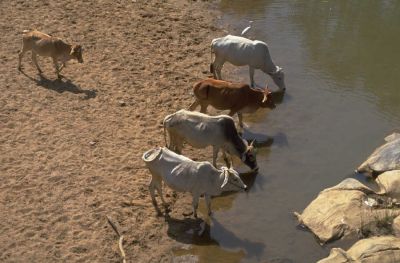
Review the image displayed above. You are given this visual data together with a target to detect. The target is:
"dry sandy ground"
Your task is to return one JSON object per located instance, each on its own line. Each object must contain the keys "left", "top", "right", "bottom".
{"left": 0, "top": 0, "right": 226, "bottom": 262}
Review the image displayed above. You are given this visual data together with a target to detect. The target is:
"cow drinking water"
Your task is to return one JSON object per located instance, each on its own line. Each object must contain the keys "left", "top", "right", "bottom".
{"left": 163, "top": 110, "right": 258, "bottom": 171}
{"left": 189, "top": 78, "right": 276, "bottom": 128}
{"left": 142, "top": 147, "right": 247, "bottom": 217}
{"left": 210, "top": 34, "right": 285, "bottom": 91}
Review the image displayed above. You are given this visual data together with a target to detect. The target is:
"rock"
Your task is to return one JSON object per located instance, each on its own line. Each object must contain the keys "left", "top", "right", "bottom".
{"left": 173, "top": 254, "right": 199, "bottom": 263}
{"left": 357, "top": 133, "right": 400, "bottom": 176}
{"left": 376, "top": 170, "right": 400, "bottom": 198}
{"left": 317, "top": 236, "right": 400, "bottom": 263}
{"left": 118, "top": 100, "right": 126, "bottom": 107}
{"left": 294, "top": 178, "right": 400, "bottom": 244}
{"left": 394, "top": 215, "right": 400, "bottom": 237}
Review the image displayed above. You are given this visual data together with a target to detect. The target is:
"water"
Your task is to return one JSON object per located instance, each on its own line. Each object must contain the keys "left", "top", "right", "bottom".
{"left": 174, "top": 1, "right": 400, "bottom": 262}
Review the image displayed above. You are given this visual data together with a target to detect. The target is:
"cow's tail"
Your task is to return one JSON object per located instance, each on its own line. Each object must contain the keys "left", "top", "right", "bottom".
{"left": 163, "top": 114, "right": 173, "bottom": 148}
{"left": 210, "top": 43, "right": 214, "bottom": 74}
{"left": 163, "top": 119, "right": 169, "bottom": 148}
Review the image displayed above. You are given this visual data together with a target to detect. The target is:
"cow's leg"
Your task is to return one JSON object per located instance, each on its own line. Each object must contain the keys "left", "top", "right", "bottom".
{"left": 52, "top": 57, "right": 61, "bottom": 78}
{"left": 149, "top": 176, "right": 161, "bottom": 215}
{"left": 18, "top": 46, "right": 28, "bottom": 71}
{"left": 205, "top": 194, "right": 212, "bottom": 216}
{"left": 192, "top": 194, "right": 200, "bottom": 218}
{"left": 249, "top": 66, "right": 255, "bottom": 87}
{"left": 155, "top": 180, "right": 169, "bottom": 211}
{"left": 31, "top": 52, "right": 42, "bottom": 74}
{"left": 228, "top": 109, "right": 243, "bottom": 133}
{"left": 59, "top": 63, "right": 66, "bottom": 72}
{"left": 212, "top": 147, "right": 219, "bottom": 167}
{"left": 175, "top": 137, "right": 183, "bottom": 154}
{"left": 213, "top": 59, "right": 225, "bottom": 80}
{"left": 188, "top": 100, "right": 199, "bottom": 111}
{"left": 222, "top": 150, "right": 232, "bottom": 168}
{"left": 200, "top": 103, "right": 208, "bottom": 114}
{"left": 168, "top": 133, "right": 182, "bottom": 154}
{"left": 238, "top": 112, "right": 244, "bottom": 128}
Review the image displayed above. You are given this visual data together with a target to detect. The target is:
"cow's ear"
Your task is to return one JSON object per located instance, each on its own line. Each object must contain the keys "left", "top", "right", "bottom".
{"left": 221, "top": 171, "right": 229, "bottom": 188}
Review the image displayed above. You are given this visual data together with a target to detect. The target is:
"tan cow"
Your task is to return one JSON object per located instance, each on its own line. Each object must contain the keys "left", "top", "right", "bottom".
{"left": 189, "top": 78, "right": 275, "bottom": 127}
{"left": 18, "top": 30, "right": 83, "bottom": 78}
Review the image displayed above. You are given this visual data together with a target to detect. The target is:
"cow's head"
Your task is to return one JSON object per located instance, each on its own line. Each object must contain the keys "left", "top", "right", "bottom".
{"left": 241, "top": 140, "right": 258, "bottom": 171}
{"left": 261, "top": 85, "right": 276, "bottom": 109}
{"left": 70, "top": 45, "right": 83, "bottom": 63}
{"left": 270, "top": 66, "right": 285, "bottom": 91}
{"left": 220, "top": 167, "right": 247, "bottom": 192}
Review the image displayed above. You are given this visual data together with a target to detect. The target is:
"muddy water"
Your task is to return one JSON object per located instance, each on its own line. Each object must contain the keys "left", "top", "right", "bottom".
{"left": 174, "top": 1, "right": 400, "bottom": 262}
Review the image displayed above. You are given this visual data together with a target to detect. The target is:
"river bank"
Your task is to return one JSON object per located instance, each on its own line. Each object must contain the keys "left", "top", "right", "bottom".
{"left": 0, "top": 0, "right": 225, "bottom": 262}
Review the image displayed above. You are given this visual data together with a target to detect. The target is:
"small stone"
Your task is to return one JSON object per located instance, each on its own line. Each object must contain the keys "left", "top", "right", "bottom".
{"left": 89, "top": 141, "right": 97, "bottom": 146}
{"left": 118, "top": 100, "right": 126, "bottom": 107}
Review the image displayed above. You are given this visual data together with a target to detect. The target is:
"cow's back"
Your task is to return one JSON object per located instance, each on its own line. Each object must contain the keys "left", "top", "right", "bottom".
{"left": 165, "top": 110, "right": 227, "bottom": 148}
{"left": 194, "top": 79, "right": 248, "bottom": 110}
{"left": 22, "top": 30, "right": 69, "bottom": 58}
{"left": 144, "top": 147, "right": 217, "bottom": 193}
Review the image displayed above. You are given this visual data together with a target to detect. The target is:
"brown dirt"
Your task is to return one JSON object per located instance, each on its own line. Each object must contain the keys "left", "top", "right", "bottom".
{"left": 0, "top": 0, "right": 225, "bottom": 262}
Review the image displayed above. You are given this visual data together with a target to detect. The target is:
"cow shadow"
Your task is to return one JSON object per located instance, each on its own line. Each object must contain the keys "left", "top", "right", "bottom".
{"left": 239, "top": 170, "right": 258, "bottom": 190}
{"left": 242, "top": 128, "right": 274, "bottom": 148}
{"left": 270, "top": 90, "right": 286, "bottom": 105}
{"left": 20, "top": 71, "right": 97, "bottom": 99}
{"left": 165, "top": 215, "right": 265, "bottom": 259}
{"left": 243, "top": 130, "right": 289, "bottom": 149}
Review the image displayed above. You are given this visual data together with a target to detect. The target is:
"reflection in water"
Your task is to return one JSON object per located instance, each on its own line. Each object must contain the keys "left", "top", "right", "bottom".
{"left": 170, "top": 216, "right": 265, "bottom": 263}
{"left": 292, "top": 0, "right": 400, "bottom": 118}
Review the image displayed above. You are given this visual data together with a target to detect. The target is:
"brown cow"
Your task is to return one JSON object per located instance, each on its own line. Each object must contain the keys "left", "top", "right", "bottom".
{"left": 189, "top": 78, "right": 275, "bottom": 127}
{"left": 18, "top": 30, "right": 83, "bottom": 78}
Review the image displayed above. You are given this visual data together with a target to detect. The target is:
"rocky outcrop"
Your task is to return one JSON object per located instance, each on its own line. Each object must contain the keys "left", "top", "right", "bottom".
{"left": 317, "top": 236, "right": 400, "bottom": 263}
{"left": 357, "top": 133, "right": 400, "bottom": 176}
{"left": 294, "top": 178, "right": 400, "bottom": 243}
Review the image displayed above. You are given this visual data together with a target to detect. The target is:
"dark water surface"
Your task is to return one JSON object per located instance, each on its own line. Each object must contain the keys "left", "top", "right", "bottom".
{"left": 175, "top": 1, "right": 400, "bottom": 262}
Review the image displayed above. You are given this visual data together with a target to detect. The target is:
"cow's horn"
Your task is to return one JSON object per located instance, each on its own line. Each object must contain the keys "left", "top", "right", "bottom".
{"left": 262, "top": 93, "right": 267, "bottom": 103}
{"left": 221, "top": 168, "right": 229, "bottom": 188}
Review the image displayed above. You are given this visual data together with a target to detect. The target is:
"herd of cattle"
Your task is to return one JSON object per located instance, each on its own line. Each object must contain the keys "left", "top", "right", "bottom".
{"left": 17, "top": 30, "right": 286, "bottom": 218}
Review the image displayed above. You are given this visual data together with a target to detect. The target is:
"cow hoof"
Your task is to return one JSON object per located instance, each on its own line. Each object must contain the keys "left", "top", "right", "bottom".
{"left": 164, "top": 206, "right": 171, "bottom": 213}
{"left": 156, "top": 210, "right": 163, "bottom": 217}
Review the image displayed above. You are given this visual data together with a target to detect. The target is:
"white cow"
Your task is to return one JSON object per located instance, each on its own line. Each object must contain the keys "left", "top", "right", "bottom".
{"left": 163, "top": 110, "right": 258, "bottom": 171}
{"left": 142, "top": 147, "right": 247, "bottom": 217}
{"left": 210, "top": 34, "right": 286, "bottom": 91}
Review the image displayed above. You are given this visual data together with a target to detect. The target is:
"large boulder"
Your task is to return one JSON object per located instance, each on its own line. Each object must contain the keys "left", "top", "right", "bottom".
{"left": 294, "top": 178, "right": 400, "bottom": 243}
{"left": 357, "top": 133, "right": 400, "bottom": 176}
{"left": 317, "top": 236, "right": 400, "bottom": 263}
{"left": 376, "top": 170, "right": 400, "bottom": 198}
